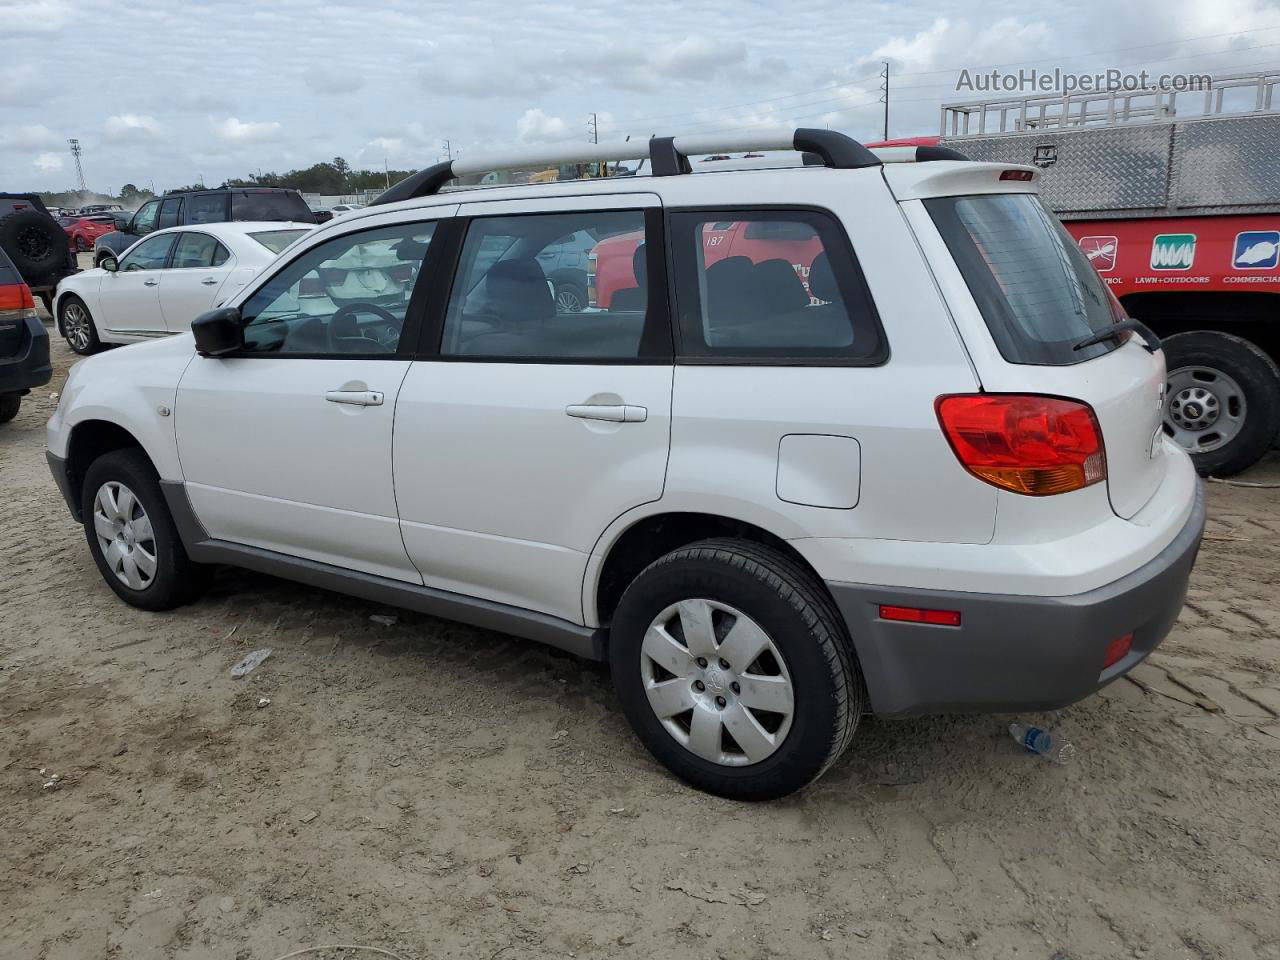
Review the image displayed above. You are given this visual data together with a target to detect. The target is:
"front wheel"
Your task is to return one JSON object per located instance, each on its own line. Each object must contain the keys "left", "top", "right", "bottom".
{"left": 553, "top": 282, "right": 587, "bottom": 313}
{"left": 609, "top": 539, "right": 862, "bottom": 800}
{"left": 1162, "top": 331, "right": 1280, "bottom": 477}
{"left": 59, "top": 295, "right": 101, "bottom": 355}
{"left": 82, "top": 448, "right": 208, "bottom": 611}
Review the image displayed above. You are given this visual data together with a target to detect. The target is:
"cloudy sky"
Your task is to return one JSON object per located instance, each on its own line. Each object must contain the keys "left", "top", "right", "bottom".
{"left": 4, "top": 0, "right": 1279, "bottom": 194}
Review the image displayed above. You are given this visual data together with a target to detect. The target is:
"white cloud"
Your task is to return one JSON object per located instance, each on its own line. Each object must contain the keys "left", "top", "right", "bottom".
{"left": 104, "top": 114, "right": 160, "bottom": 139}
{"left": 215, "top": 117, "right": 282, "bottom": 142}
{"left": 0, "top": 0, "right": 71, "bottom": 34}
{"left": 515, "top": 108, "right": 566, "bottom": 142}
{"left": 34, "top": 152, "right": 63, "bottom": 171}
{"left": 2, "top": 124, "right": 58, "bottom": 150}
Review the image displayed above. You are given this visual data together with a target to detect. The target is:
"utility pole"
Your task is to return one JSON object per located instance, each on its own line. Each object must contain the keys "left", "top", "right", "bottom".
{"left": 879, "top": 61, "right": 890, "bottom": 141}
{"left": 384, "top": 158, "right": 390, "bottom": 190}
{"left": 440, "top": 139, "right": 453, "bottom": 163}
{"left": 588, "top": 112, "right": 599, "bottom": 144}
{"left": 68, "top": 138, "right": 86, "bottom": 192}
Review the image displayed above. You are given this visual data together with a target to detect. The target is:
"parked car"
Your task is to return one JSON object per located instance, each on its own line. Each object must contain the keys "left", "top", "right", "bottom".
{"left": 63, "top": 214, "right": 120, "bottom": 252}
{"left": 0, "top": 243, "right": 51, "bottom": 423}
{"left": 78, "top": 203, "right": 124, "bottom": 215}
{"left": 326, "top": 203, "right": 366, "bottom": 216}
{"left": 93, "top": 187, "right": 316, "bottom": 266}
{"left": 0, "top": 192, "right": 80, "bottom": 312}
{"left": 47, "top": 131, "right": 1204, "bottom": 800}
{"left": 55, "top": 220, "right": 311, "bottom": 355}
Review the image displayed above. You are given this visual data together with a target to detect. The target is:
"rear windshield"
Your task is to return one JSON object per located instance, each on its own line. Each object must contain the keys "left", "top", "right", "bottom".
{"left": 249, "top": 229, "right": 309, "bottom": 253}
{"left": 925, "top": 193, "right": 1118, "bottom": 365}
{"left": 230, "top": 191, "right": 315, "bottom": 224}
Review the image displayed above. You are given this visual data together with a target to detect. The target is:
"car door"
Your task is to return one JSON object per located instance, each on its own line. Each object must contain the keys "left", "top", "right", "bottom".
{"left": 158, "top": 230, "right": 236, "bottom": 333}
{"left": 95, "top": 232, "right": 176, "bottom": 337}
{"left": 175, "top": 206, "right": 458, "bottom": 581}
{"left": 393, "top": 195, "right": 673, "bottom": 624}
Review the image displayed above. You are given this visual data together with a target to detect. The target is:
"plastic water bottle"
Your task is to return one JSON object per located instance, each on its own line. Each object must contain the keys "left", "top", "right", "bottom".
{"left": 1009, "top": 722, "right": 1075, "bottom": 764}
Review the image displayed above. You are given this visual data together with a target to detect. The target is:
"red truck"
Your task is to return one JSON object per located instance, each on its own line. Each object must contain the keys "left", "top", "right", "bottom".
{"left": 593, "top": 73, "right": 1280, "bottom": 476}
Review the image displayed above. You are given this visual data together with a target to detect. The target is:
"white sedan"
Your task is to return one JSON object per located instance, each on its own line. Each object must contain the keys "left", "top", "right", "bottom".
{"left": 54, "top": 221, "right": 313, "bottom": 355}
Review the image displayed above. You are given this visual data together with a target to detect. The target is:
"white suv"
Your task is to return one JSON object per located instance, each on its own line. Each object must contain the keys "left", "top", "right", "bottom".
{"left": 47, "top": 130, "right": 1204, "bottom": 799}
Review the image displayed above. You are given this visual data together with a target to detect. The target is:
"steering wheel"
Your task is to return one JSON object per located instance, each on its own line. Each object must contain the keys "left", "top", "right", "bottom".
{"left": 328, "top": 302, "right": 401, "bottom": 353}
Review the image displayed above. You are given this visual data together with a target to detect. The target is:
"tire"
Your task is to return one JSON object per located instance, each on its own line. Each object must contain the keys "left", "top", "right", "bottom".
{"left": 0, "top": 393, "right": 20, "bottom": 424}
{"left": 1162, "top": 331, "right": 1280, "bottom": 477}
{"left": 37, "top": 291, "right": 52, "bottom": 316}
{"left": 59, "top": 295, "right": 102, "bottom": 355}
{"left": 553, "top": 282, "right": 587, "bottom": 313}
{"left": 0, "top": 210, "right": 67, "bottom": 287}
{"left": 81, "top": 448, "right": 208, "bottom": 611}
{"left": 75, "top": 236, "right": 89, "bottom": 253}
{"left": 609, "top": 538, "right": 862, "bottom": 800}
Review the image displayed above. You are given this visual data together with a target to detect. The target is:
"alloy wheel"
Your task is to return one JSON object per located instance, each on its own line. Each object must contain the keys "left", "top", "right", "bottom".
{"left": 63, "top": 303, "right": 91, "bottom": 351}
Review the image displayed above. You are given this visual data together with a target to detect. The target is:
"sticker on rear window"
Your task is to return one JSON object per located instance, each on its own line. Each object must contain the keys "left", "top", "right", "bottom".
{"left": 1232, "top": 231, "right": 1280, "bottom": 271}
{"left": 1150, "top": 234, "right": 1196, "bottom": 271}
{"left": 1078, "top": 236, "right": 1117, "bottom": 272}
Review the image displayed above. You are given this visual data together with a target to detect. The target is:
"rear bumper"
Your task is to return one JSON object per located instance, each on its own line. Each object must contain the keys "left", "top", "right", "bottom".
{"left": 0, "top": 314, "right": 52, "bottom": 394}
{"left": 829, "top": 481, "right": 1206, "bottom": 717}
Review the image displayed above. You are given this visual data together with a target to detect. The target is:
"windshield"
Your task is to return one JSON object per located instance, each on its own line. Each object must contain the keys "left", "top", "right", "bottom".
{"left": 249, "top": 229, "right": 309, "bottom": 254}
{"left": 925, "top": 193, "right": 1119, "bottom": 365}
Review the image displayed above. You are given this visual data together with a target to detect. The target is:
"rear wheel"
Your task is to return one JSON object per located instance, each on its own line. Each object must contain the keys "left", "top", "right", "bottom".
{"left": 1162, "top": 331, "right": 1280, "bottom": 477}
{"left": 59, "top": 295, "right": 101, "bottom": 355}
{"left": 75, "top": 236, "right": 89, "bottom": 252}
{"left": 0, "top": 393, "right": 20, "bottom": 424}
{"left": 81, "top": 448, "right": 208, "bottom": 611}
{"left": 553, "top": 282, "right": 587, "bottom": 313}
{"left": 609, "top": 538, "right": 861, "bottom": 800}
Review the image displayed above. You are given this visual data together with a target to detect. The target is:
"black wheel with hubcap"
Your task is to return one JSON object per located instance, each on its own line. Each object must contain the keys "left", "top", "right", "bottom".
{"left": 1162, "top": 331, "right": 1280, "bottom": 477}
{"left": 609, "top": 538, "right": 862, "bottom": 800}
{"left": 82, "top": 448, "right": 208, "bottom": 611}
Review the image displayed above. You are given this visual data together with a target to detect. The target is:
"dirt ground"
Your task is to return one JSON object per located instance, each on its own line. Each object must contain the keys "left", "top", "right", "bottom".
{"left": 3, "top": 318, "right": 1279, "bottom": 960}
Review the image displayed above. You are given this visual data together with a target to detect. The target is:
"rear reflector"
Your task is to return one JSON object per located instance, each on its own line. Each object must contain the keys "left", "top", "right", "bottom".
{"left": 879, "top": 605, "right": 961, "bottom": 627}
{"left": 0, "top": 282, "right": 35, "bottom": 312}
{"left": 1103, "top": 632, "right": 1133, "bottom": 669}
{"left": 936, "top": 394, "right": 1106, "bottom": 496}
{"left": 1000, "top": 169, "right": 1034, "bottom": 181}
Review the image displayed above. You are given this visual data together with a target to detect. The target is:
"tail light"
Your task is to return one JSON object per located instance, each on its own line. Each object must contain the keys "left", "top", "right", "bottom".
{"left": 936, "top": 394, "right": 1105, "bottom": 496}
{"left": 0, "top": 281, "right": 36, "bottom": 320}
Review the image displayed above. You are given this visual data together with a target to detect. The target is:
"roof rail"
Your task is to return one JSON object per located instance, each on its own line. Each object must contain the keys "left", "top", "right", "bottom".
{"left": 869, "top": 144, "right": 970, "bottom": 163}
{"left": 369, "top": 128, "right": 881, "bottom": 206}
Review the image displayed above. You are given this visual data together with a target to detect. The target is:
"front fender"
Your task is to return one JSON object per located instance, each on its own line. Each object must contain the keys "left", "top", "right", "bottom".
{"left": 48, "top": 336, "right": 197, "bottom": 481}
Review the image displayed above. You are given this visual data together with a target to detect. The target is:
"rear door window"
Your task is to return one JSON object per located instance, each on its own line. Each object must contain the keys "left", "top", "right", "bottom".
{"left": 186, "top": 193, "right": 228, "bottom": 224}
{"left": 231, "top": 190, "right": 314, "bottom": 223}
{"left": 158, "top": 198, "right": 182, "bottom": 230}
{"left": 925, "top": 194, "right": 1120, "bottom": 365}
{"left": 668, "top": 208, "right": 885, "bottom": 363}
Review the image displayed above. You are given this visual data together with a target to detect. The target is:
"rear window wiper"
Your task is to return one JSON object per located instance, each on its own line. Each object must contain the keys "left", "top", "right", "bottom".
{"left": 1073, "top": 318, "right": 1161, "bottom": 354}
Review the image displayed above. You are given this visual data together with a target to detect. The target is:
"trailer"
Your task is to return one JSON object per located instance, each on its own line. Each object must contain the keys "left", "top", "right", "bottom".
{"left": 892, "top": 71, "right": 1280, "bottom": 475}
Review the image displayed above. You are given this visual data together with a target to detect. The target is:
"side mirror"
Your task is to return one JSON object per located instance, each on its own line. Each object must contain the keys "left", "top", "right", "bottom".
{"left": 100, "top": 256, "right": 119, "bottom": 273}
{"left": 192, "top": 307, "right": 244, "bottom": 356}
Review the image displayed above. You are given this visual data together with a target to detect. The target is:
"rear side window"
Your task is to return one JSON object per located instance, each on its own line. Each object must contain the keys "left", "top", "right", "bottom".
{"left": 186, "top": 193, "right": 228, "bottom": 224}
{"left": 171, "top": 232, "right": 228, "bottom": 269}
{"left": 669, "top": 209, "right": 885, "bottom": 363}
{"left": 158, "top": 198, "right": 182, "bottom": 230}
{"left": 925, "top": 194, "right": 1118, "bottom": 365}
{"left": 231, "top": 191, "right": 314, "bottom": 223}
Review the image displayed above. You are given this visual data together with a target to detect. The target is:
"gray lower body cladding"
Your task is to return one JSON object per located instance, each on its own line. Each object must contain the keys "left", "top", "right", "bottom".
{"left": 828, "top": 483, "right": 1206, "bottom": 717}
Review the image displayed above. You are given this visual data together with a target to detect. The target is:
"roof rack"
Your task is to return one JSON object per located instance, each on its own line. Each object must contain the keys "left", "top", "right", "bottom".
{"left": 369, "top": 128, "right": 882, "bottom": 206}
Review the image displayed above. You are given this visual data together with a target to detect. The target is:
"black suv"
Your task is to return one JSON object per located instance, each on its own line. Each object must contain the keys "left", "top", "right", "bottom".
{"left": 0, "top": 243, "right": 52, "bottom": 425}
{"left": 94, "top": 187, "right": 316, "bottom": 266}
{"left": 0, "top": 193, "right": 80, "bottom": 313}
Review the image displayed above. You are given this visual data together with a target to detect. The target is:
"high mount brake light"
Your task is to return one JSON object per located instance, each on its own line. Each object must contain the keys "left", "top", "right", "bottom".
{"left": 999, "top": 169, "right": 1034, "bottom": 181}
{"left": 936, "top": 394, "right": 1105, "bottom": 496}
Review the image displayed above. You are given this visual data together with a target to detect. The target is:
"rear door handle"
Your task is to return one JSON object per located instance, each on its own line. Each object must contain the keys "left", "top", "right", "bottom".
{"left": 200, "top": 277, "right": 219, "bottom": 286}
{"left": 325, "top": 390, "right": 384, "bottom": 406}
{"left": 143, "top": 279, "right": 159, "bottom": 286}
{"left": 565, "top": 404, "right": 647, "bottom": 423}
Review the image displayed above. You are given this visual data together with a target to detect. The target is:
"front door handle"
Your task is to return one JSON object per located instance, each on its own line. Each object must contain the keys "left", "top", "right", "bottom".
{"left": 325, "top": 390, "right": 384, "bottom": 406}
{"left": 200, "top": 277, "right": 219, "bottom": 286}
{"left": 143, "top": 279, "right": 159, "bottom": 286}
{"left": 565, "top": 403, "right": 647, "bottom": 423}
